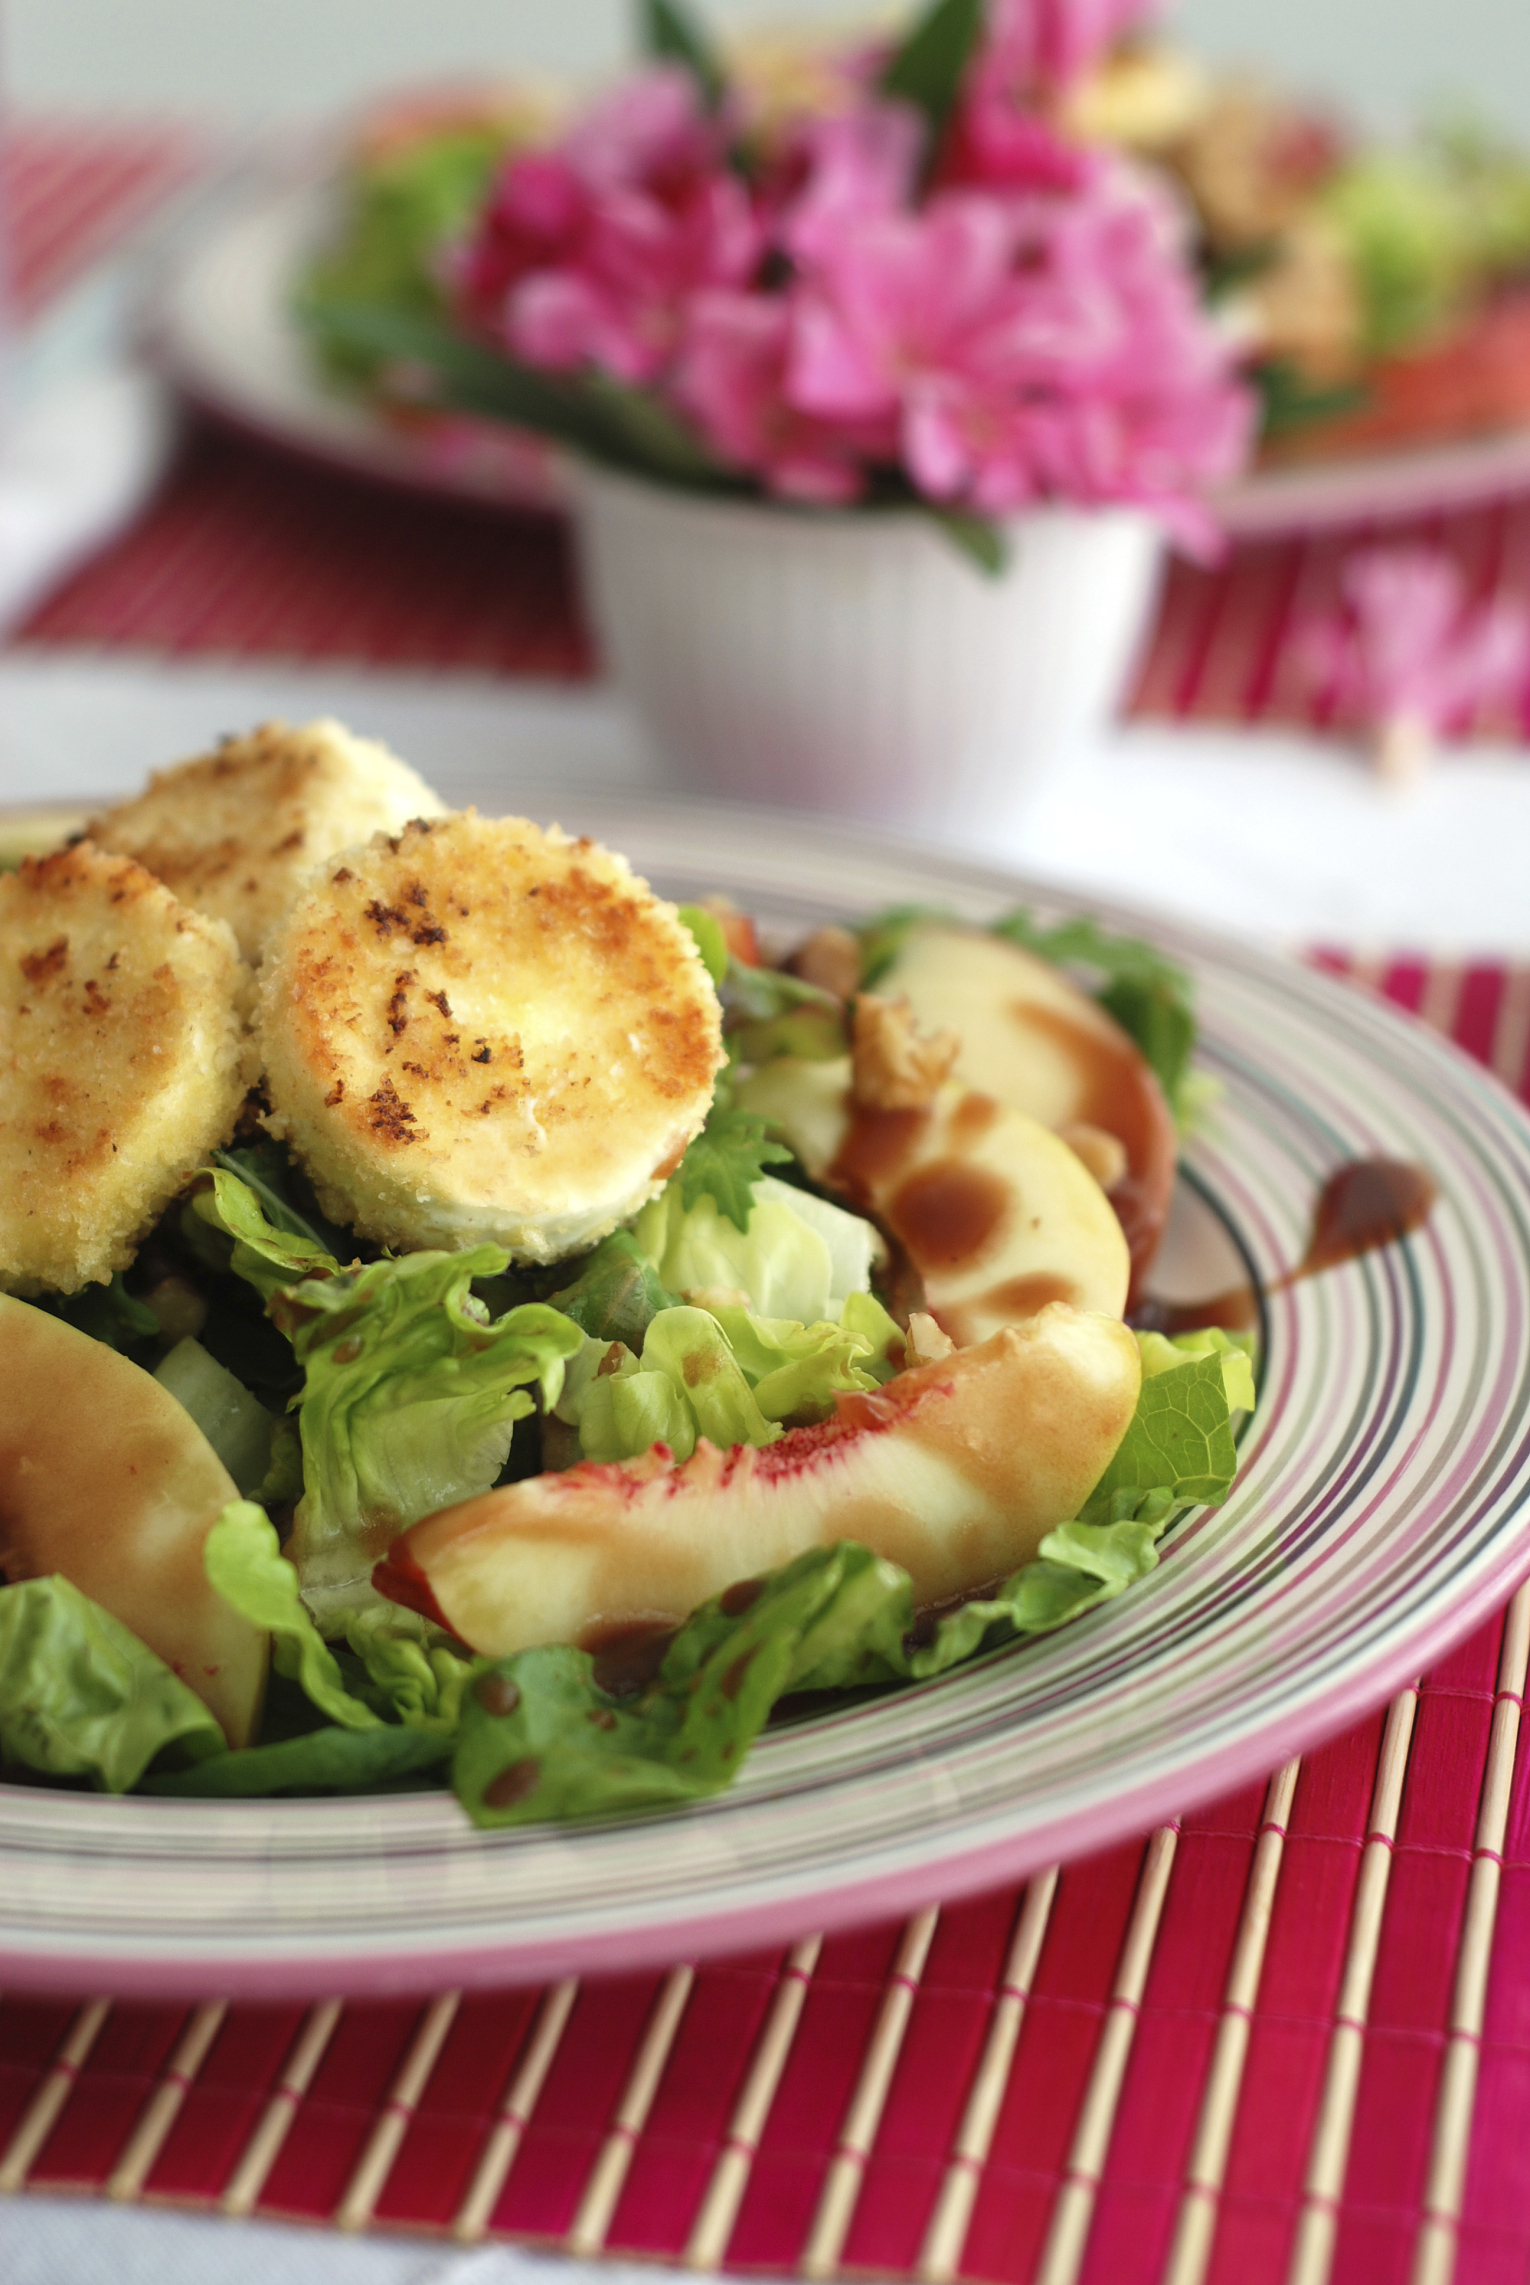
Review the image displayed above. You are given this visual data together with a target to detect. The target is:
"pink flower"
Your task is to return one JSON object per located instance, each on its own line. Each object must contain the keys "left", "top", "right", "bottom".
{"left": 673, "top": 291, "right": 896, "bottom": 502}
{"left": 784, "top": 169, "right": 1252, "bottom": 546}
{"left": 939, "top": 0, "right": 1158, "bottom": 192}
{"left": 777, "top": 101, "right": 923, "bottom": 263}
{"left": 1298, "top": 546, "right": 1530, "bottom": 741}
{"left": 452, "top": 66, "right": 761, "bottom": 384}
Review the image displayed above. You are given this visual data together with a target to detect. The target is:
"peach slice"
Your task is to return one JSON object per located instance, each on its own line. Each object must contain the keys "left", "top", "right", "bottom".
{"left": 870, "top": 923, "right": 1180, "bottom": 1297}
{"left": 735, "top": 1062, "right": 1130, "bottom": 1348}
{"left": 0, "top": 1297, "right": 268, "bottom": 1745}
{"left": 379, "top": 1303, "right": 1141, "bottom": 1656}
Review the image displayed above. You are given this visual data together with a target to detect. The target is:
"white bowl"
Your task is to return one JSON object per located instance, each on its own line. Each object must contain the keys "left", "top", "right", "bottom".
{"left": 568, "top": 459, "right": 1163, "bottom": 833}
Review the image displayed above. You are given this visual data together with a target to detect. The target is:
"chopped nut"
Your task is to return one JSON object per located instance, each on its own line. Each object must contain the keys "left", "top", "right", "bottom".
{"left": 850, "top": 991, "right": 960, "bottom": 1111}
{"left": 785, "top": 924, "right": 862, "bottom": 1002}
{"left": 905, "top": 1311, "right": 955, "bottom": 1366}
{"left": 1059, "top": 1120, "right": 1129, "bottom": 1191}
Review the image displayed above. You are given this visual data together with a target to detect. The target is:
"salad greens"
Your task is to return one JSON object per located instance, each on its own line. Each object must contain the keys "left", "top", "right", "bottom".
{"left": 0, "top": 1327, "right": 1249, "bottom": 1810}
{"left": 0, "top": 898, "right": 1254, "bottom": 1825}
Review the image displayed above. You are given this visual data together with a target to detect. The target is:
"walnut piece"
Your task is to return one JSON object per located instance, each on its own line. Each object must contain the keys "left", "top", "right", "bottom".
{"left": 905, "top": 1311, "right": 955, "bottom": 1367}
{"left": 785, "top": 924, "right": 862, "bottom": 1001}
{"left": 1058, "top": 1120, "right": 1129, "bottom": 1192}
{"left": 850, "top": 991, "right": 960, "bottom": 1112}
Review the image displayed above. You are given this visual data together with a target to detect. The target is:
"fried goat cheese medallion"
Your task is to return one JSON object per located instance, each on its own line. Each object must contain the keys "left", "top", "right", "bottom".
{"left": 259, "top": 814, "right": 726, "bottom": 1262}
{"left": 89, "top": 716, "right": 447, "bottom": 962}
{"left": 0, "top": 844, "right": 253, "bottom": 1295}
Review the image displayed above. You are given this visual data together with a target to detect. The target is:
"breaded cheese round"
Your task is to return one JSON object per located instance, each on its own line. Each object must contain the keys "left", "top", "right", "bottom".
{"left": 89, "top": 717, "right": 447, "bottom": 963}
{"left": 0, "top": 844, "right": 254, "bottom": 1295}
{"left": 258, "top": 813, "right": 725, "bottom": 1262}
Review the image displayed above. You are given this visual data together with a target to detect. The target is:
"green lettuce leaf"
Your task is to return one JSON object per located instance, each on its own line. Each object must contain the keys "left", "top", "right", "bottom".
{"left": 633, "top": 1173, "right": 877, "bottom": 1323}
{"left": 191, "top": 1163, "right": 342, "bottom": 1302}
{"left": 205, "top": 1502, "right": 380, "bottom": 1731}
{"left": 677, "top": 1106, "right": 792, "bottom": 1233}
{"left": 34, "top": 1273, "right": 159, "bottom": 1356}
{"left": 545, "top": 1228, "right": 676, "bottom": 1350}
{"left": 0, "top": 1576, "right": 224, "bottom": 1793}
{"left": 154, "top": 1336, "right": 274, "bottom": 1494}
{"left": 274, "top": 1252, "right": 582, "bottom": 1603}
{"left": 141, "top": 1722, "right": 452, "bottom": 1798}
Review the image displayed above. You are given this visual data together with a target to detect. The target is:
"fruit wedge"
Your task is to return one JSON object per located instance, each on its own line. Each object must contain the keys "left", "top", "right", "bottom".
{"left": 378, "top": 1303, "right": 1141, "bottom": 1655}
{"left": 871, "top": 922, "right": 1179, "bottom": 1294}
{"left": 734, "top": 1061, "right": 1130, "bottom": 1347}
{"left": 0, "top": 1297, "right": 268, "bottom": 1745}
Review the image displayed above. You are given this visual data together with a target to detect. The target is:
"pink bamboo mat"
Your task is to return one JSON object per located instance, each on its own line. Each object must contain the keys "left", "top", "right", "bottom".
{"left": 7, "top": 125, "right": 1530, "bottom": 2285}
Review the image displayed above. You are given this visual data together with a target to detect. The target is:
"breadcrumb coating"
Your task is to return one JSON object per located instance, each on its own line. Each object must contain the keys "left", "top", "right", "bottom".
{"left": 89, "top": 718, "right": 446, "bottom": 962}
{"left": 259, "top": 813, "right": 725, "bottom": 1262}
{"left": 0, "top": 843, "right": 255, "bottom": 1295}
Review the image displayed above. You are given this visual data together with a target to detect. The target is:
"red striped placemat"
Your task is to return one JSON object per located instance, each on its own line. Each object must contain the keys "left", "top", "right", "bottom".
{"left": 3, "top": 117, "right": 205, "bottom": 321}
{"left": 2, "top": 957, "right": 1529, "bottom": 2285}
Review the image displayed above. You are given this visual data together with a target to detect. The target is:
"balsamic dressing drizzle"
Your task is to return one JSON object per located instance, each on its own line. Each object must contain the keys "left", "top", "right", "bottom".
{"left": 1131, "top": 1157, "right": 1438, "bottom": 1340}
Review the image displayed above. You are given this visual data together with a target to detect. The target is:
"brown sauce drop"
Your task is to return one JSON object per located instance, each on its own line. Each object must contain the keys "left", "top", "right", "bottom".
{"left": 585, "top": 1621, "right": 676, "bottom": 1699}
{"left": 1131, "top": 1285, "right": 1262, "bottom": 1338}
{"left": 981, "top": 1272, "right": 1079, "bottom": 1320}
{"left": 887, "top": 1159, "right": 1011, "bottom": 1274}
{"left": 949, "top": 1091, "right": 1001, "bottom": 1148}
{"left": 1132, "top": 1157, "right": 1437, "bottom": 1338}
{"left": 829, "top": 1105, "right": 931, "bottom": 1195}
{"left": 1299, "top": 1159, "right": 1438, "bottom": 1279}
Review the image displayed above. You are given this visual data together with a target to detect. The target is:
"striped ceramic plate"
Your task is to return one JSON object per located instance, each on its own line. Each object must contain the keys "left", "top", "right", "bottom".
{"left": 4, "top": 797, "right": 1530, "bottom": 1998}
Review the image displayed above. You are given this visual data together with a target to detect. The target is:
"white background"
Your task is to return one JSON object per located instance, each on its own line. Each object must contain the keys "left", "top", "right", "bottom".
{"left": 5, "top": 0, "right": 1530, "bottom": 140}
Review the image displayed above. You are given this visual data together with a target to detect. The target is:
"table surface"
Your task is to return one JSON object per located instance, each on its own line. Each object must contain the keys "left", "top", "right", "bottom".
{"left": 6, "top": 120, "right": 1530, "bottom": 2285}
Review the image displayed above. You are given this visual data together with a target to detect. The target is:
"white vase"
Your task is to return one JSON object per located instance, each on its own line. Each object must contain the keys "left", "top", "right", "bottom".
{"left": 567, "top": 458, "right": 1164, "bottom": 835}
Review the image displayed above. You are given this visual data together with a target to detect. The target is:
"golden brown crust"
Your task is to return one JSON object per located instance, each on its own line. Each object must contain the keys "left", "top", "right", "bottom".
{"left": 89, "top": 717, "right": 446, "bottom": 962}
{"left": 259, "top": 812, "right": 725, "bottom": 1260}
{"left": 0, "top": 841, "right": 254, "bottom": 1294}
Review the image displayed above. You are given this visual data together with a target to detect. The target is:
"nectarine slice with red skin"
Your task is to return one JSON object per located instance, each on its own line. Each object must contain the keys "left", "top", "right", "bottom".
{"left": 0, "top": 1296, "right": 268, "bottom": 1746}
{"left": 379, "top": 1303, "right": 1141, "bottom": 1658}
{"left": 868, "top": 923, "right": 1180, "bottom": 1302}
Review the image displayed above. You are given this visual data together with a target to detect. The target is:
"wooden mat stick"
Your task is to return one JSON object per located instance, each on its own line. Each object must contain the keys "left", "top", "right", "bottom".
{"left": 684, "top": 1935, "right": 823, "bottom": 2271}
{"left": 452, "top": 1976, "right": 578, "bottom": 2243}
{"left": 801, "top": 1905, "right": 942, "bottom": 2279}
{"left": 1411, "top": 1581, "right": 1530, "bottom": 2285}
{"left": 106, "top": 2000, "right": 227, "bottom": 2202}
{"left": 917, "top": 1867, "right": 1060, "bottom": 2284}
{"left": 0, "top": 1997, "right": 111, "bottom": 2192}
{"left": 1033, "top": 1824, "right": 1181, "bottom": 2285}
{"left": 1417, "top": 963, "right": 1466, "bottom": 1040}
{"left": 220, "top": 1997, "right": 343, "bottom": 2218}
{"left": 1163, "top": 1762, "right": 1302, "bottom": 2285}
{"left": 1287, "top": 1685, "right": 1420, "bottom": 2285}
{"left": 334, "top": 1989, "right": 461, "bottom": 2232}
{"left": 566, "top": 1963, "right": 695, "bottom": 2257}
{"left": 1490, "top": 968, "right": 1530, "bottom": 1092}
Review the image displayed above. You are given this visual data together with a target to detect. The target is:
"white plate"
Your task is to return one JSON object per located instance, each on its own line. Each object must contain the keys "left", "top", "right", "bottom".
{"left": 4, "top": 795, "right": 1530, "bottom": 1998}
{"left": 147, "top": 164, "right": 1530, "bottom": 540}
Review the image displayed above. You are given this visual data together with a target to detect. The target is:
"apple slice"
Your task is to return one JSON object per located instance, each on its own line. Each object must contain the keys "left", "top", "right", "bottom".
{"left": 378, "top": 1303, "right": 1141, "bottom": 1656}
{"left": 0, "top": 1296, "right": 268, "bottom": 1746}
{"left": 735, "top": 1062, "right": 1130, "bottom": 1347}
{"left": 870, "top": 923, "right": 1179, "bottom": 1296}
